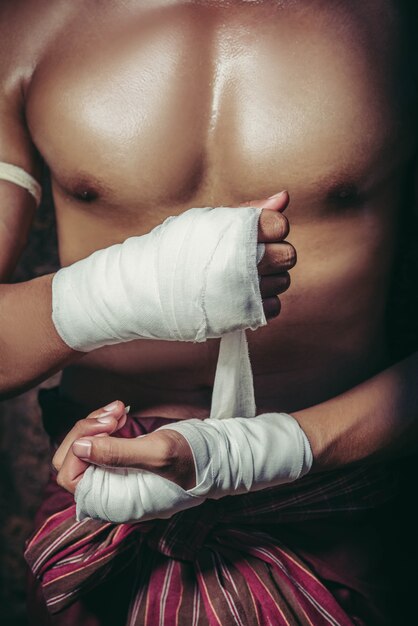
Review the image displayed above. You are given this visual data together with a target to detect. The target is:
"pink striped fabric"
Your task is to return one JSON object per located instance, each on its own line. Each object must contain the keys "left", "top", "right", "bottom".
{"left": 25, "top": 464, "right": 395, "bottom": 626}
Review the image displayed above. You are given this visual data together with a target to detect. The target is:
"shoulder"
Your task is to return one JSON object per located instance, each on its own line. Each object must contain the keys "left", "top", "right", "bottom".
{"left": 0, "top": 0, "right": 77, "bottom": 103}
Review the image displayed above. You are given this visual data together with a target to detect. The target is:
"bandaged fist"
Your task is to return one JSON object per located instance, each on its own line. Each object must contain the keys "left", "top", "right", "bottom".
{"left": 52, "top": 192, "right": 295, "bottom": 352}
{"left": 245, "top": 191, "right": 295, "bottom": 319}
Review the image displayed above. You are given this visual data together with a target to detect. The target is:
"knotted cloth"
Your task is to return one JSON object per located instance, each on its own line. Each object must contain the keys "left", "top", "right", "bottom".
{"left": 26, "top": 390, "right": 398, "bottom": 624}
{"left": 26, "top": 456, "right": 394, "bottom": 624}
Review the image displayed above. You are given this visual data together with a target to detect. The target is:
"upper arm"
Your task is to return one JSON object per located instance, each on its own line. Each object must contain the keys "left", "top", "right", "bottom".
{"left": 0, "top": 92, "right": 42, "bottom": 281}
{"left": 0, "top": 9, "right": 42, "bottom": 281}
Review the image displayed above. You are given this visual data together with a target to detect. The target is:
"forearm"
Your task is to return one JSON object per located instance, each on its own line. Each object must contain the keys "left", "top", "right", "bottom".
{"left": 0, "top": 202, "right": 280, "bottom": 398}
{"left": 0, "top": 274, "right": 79, "bottom": 397}
{"left": 70, "top": 353, "right": 418, "bottom": 524}
{"left": 293, "top": 351, "right": 418, "bottom": 471}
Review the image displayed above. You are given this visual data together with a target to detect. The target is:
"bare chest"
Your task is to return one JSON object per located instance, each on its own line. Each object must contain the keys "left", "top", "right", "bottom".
{"left": 26, "top": 2, "right": 406, "bottom": 220}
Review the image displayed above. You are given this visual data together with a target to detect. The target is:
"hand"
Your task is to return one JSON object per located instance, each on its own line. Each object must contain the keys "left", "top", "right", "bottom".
{"left": 252, "top": 191, "right": 296, "bottom": 320}
{"left": 52, "top": 401, "right": 196, "bottom": 496}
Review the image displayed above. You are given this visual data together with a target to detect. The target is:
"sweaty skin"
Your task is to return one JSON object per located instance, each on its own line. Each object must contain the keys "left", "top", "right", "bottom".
{"left": 2, "top": 0, "right": 418, "bottom": 417}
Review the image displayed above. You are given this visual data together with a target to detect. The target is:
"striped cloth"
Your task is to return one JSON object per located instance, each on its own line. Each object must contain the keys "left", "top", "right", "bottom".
{"left": 25, "top": 462, "right": 396, "bottom": 626}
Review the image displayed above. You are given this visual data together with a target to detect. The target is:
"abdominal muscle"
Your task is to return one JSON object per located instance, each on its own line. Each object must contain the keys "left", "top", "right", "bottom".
{"left": 59, "top": 328, "right": 389, "bottom": 419}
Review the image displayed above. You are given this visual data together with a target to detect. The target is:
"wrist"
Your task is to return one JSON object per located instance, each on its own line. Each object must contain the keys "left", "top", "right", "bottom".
{"left": 160, "top": 412, "right": 313, "bottom": 501}
{"left": 291, "top": 408, "right": 336, "bottom": 472}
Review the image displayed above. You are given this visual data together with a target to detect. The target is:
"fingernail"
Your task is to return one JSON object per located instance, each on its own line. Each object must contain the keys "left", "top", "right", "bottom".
{"left": 97, "top": 415, "right": 114, "bottom": 424}
{"left": 73, "top": 439, "right": 92, "bottom": 459}
{"left": 102, "top": 400, "right": 120, "bottom": 413}
{"left": 268, "top": 191, "right": 287, "bottom": 199}
{"left": 125, "top": 405, "right": 131, "bottom": 415}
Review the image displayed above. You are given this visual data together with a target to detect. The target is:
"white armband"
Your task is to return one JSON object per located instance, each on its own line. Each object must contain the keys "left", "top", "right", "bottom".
{"left": 0, "top": 162, "right": 42, "bottom": 207}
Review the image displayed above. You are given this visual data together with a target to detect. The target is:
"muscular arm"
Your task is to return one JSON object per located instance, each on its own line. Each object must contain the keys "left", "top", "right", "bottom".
{"left": 294, "top": 350, "right": 418, "bottom": 470}
{"left": 298, "top": 82, "right": 418, "bottom": 470}
{"left": 0, "top": 67, "right": 79, "bottom": 397}
{"left": 0, "top": 276, "right": 78, "bottom": 397}
{"left": 0, "top": 91, "right": 288, "bottom": 400}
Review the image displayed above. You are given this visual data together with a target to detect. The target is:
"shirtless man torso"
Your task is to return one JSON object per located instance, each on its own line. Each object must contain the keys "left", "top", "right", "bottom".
{"left": 2, "top": 0, "right": 416, "bottom": 419}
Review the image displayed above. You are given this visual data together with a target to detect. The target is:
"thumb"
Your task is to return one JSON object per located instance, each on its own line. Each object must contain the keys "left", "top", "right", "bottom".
{"left": 72, "top": 435, "right": 147, "bottom": 469}
{"left": 240, "top": 190, "right": 289, "bottom": 212}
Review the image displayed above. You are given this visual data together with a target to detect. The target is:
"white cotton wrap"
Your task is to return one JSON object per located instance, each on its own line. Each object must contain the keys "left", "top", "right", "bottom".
{"left": 52, "top": 206, "right": 265, "bottom": 350}
{"left": 70, "top": 205, "right": 313, "bottom": 522}
{"left": 54, "top": 206, "right": 266, "bottom": 426}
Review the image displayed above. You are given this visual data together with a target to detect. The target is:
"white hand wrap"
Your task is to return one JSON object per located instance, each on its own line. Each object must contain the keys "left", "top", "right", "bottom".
{"left": 75, "top": 413, "right": 313, "bottom": 523}
{"left": 52, "top": 206, "right": 265, "bottom": 351}
{"left": 159, "top": 413, "right": 313, "bottom": 498}
{"left": 76, "top": 461, "right": 205, "bottom": 524}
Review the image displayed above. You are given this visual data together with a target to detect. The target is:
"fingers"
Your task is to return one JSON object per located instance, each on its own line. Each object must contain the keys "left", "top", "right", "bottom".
{"left": 71, "top": 429, "right": 179, "bottom": 472}
{"left": 258, "top": 243, "right": 295, "bottom": 320}
{"left": 263, "top": 297, "right": 281, "bottom": 319}
{"left": 52, "top": 401, "right": 128, "bottom": 472}
{"left": 56, "top": 430, "right": 194, "bottom": 495}
{"left": 86, "top": 399, "right": 129, "bottom": 431}
{"left": 259, "top": 273, "right": 290, "bottom": 298}
{"left": 260, "top": 274, "right": 289, "bottom": 320}
{"left": 247, "top": 192, "right": 294, "bottom": 321}
{"left": 240, "top": 190, "right": 290, "bottom": 244}
{"left": 241, "top": 190, "right": 289, "bottom": 212}
{"left": 258, "top": 242, "right": 297, "bottom": 276}
{"left": 56, "top": 446, "right": 90, "bottom": 495}
{"left": 258, "top": 207, "right": 290, "bottom": 243}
